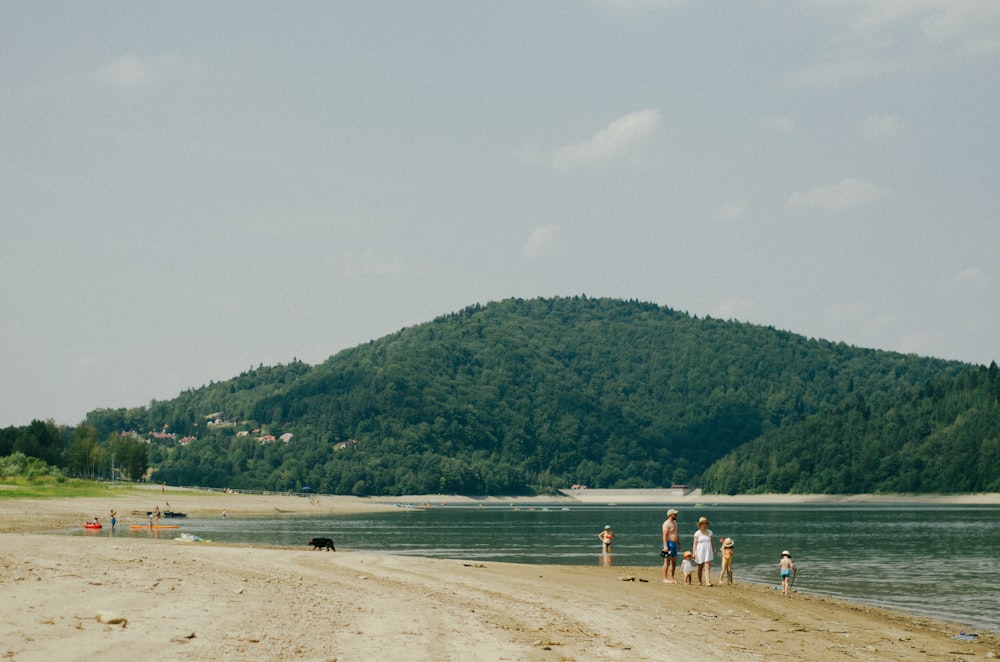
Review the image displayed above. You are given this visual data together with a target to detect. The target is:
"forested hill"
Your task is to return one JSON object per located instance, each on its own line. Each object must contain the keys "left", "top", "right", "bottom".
{"left": 701, "top": 363, "right": 1000, "bottom": 494}
{"left": 83, "top": 297, "right": 971, "bottom": 495}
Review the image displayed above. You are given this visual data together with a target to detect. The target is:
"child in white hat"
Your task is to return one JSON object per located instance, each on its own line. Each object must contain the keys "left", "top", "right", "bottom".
{"left": 779, "top": 551, "right": 796, "bottom": 595}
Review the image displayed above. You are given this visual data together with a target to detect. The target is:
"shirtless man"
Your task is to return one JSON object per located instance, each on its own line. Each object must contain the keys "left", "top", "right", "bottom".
{"left": 661, "top": 509, "right": 680, "bottom": 583}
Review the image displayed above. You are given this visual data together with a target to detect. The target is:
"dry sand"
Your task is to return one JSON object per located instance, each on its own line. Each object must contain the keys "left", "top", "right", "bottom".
{"left": 1, "top": 487, "right": 997, "bottom": 661}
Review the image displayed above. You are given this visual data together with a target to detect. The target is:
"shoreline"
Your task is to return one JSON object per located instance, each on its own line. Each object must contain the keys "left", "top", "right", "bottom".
{"left": 8, "top": 484, "right": 997, "bottom": 535}
{"left": 2, "top": 490, "right": 998, "bottom": 660}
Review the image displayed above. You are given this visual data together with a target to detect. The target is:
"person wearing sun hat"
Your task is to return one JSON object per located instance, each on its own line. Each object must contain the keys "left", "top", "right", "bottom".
{"left": 718, "top": 537, "right": 735, "bottom": 584}
{"left": 681, "top": 551, "right": 696, "bottom": 584}
{"left": 779, "top": 550, "right": 796, "bottom": 595}
{"left": 661, "top": 508, "right": 680, "bottom": 583}
{"left": 692, "top": 516, "right": 715, "bottom": 586}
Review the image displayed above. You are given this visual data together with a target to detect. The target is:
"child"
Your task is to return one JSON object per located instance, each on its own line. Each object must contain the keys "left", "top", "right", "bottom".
{"left": 681, "top": 551, "right": 695, "bottom": 584}
{"left": 598, "top": 525, "right": 615, "bottom": 553}
{"left": 779, "top": 550, "right": 796, "bottom": 595}
{"left": 719, "top": 538, "right": 734, "bottom": 584}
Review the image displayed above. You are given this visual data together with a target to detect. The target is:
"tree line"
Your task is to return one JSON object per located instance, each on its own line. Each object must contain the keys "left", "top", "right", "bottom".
{"left": 1, "top": 420, "right": 148, "bottom": 482}
{"left": 700, "top": 362, "right": 1000, "bottom": 494}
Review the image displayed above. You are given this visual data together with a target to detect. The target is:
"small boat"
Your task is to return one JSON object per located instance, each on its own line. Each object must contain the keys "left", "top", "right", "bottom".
{"left": 129, "top": 524, "right": 181, "bottom": 530}
{"left": 83, "top": 522, "right": 103, "bottom": 530}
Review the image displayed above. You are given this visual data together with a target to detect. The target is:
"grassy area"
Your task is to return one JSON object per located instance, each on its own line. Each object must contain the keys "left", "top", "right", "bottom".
{"left": 0, "top": 477, "right": 144, "bottom": 500}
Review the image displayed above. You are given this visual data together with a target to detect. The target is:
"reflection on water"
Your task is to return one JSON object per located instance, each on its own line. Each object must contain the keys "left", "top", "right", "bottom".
{"left": 70, "top": 503, "right": 1000, "bottom": 631}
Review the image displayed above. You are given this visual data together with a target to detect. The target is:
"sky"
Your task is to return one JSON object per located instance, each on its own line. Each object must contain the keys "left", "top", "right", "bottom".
{"left": 2, "top": 1, "right": 999, "bottom": 427}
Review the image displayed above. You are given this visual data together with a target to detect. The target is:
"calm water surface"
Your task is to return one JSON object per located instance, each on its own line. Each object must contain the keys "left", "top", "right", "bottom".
{"left": 77, "top": 503, "right": 1000, "bottom": 631}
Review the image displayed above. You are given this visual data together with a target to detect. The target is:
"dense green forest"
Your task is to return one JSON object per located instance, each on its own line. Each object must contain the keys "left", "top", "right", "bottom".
{"left": 0, "top": 420, "right": 149, "bottom": 483}
{"left": 3, "top": 296, "right": 994, "bottom": 495}
{"left": 701, "top": 362, "right": 1000, "bottom": 493}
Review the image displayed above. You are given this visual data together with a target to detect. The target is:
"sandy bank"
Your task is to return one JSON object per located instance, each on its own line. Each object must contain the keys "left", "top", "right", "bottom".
{"left": 1, "top": 491, "right": 997, "bottom": 661}
{"left": 555, "top": 488, "right": 1000, "bottom": 505}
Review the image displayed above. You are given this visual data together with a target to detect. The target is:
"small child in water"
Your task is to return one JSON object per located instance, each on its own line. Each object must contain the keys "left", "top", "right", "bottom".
{"left": 779, "top": 550, "right": 796, "bottom": 595}
{"left": 681, "top": 551, "right": 695, "bottom": 584}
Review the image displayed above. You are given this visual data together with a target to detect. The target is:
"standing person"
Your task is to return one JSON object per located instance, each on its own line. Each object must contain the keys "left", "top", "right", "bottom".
{"left": 681, "top": 551, "right": 695, "bottom": 584}
{"left": 598, "top": 525, "right": 615, "bottom": 553}
{"left": 692, "top": 516, "right": 715, "bottom": 586}
{"left": 718, "top": 538, "right": 735, "bottom": 584}
{"left": 109, "top": 509, "right": 117, "bottom": 531}
{"left": 153, "top": 505, "right": 161, "bottom": 526}
{"left": 661, "top": 509, "right": 680, "bottom": 583}
{"left": 779, "top": 550, "right": 796, "bottom": 595}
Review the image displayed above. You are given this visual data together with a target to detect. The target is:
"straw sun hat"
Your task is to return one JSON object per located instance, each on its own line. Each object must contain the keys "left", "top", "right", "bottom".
{"left": 697, "top": 516, "right": 710, "bottom": 525}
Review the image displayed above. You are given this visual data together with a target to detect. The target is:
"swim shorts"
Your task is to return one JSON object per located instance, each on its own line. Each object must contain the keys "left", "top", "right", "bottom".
{"left": 780, "top": 569, "right": 791, "bottom": 578}
{"left": 661, "top": 540, "right": 678, "bottom": 558}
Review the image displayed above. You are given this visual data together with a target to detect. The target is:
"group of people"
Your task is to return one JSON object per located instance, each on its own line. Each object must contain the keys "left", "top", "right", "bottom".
{"left": 661, "top": 511, "right": 734, "bottom": 586}
{"left": 661, "top": 509, "right": 794, "bottom": 591}
{"left": 599, "top": 509, "right": 796, "bottom": 593}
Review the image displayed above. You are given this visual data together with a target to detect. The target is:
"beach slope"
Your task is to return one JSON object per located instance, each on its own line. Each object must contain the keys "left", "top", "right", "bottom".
{"left": 1, "top": 492, "right": 995, "bottom": 661}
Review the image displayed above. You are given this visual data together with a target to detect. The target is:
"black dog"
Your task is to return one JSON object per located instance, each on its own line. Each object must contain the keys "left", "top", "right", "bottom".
{"left": 308, "top": 537, "right": 335, "bottom": 551}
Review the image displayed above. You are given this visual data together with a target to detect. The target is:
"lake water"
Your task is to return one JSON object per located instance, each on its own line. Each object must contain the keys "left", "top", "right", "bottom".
{"left": 77, "top": 503, "right": 1000, "bottom": 632}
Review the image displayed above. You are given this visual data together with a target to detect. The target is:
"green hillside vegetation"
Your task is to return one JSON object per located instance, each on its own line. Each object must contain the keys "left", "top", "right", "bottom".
{"left": 701, "top": 362, "right": 1000, "bottom": 494}
{"left": 4, "top": 297, "right": 992, "bottom": 495}
{"left": 55, "top": 296, "right": 974, "bottom": 495}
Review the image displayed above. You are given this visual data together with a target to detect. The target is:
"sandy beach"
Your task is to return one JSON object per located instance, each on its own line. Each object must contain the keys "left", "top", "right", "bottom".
{"left": 2, "top": 487, "right": 997, "bottom": 661}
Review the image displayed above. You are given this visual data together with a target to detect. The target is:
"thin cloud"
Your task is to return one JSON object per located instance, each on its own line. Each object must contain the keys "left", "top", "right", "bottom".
{"left": 713, "top": 201, "right": 747, "bottom": 221}
{"left": 957, "top": 267, "right": 987, "bottom": 284}
{"left": 551, "top": 109, "right": 661, "bottom": 172}
{"left": 786, "top": 177, "right": 886, "bottom": 210}
{"left": 789, "top": 1, "right": 1000, "bottom": 87}
{"left": 860, "top": 114, "right": 903, "bottom": 140}
{"left": 522, "top": 225, "right": 561, "bottom": 258}
{"left": 96, "top": 54, "right": 156, "bottom": 87}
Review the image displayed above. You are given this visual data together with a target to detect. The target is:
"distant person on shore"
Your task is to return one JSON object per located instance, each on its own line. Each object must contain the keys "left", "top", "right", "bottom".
{"left": 718, "top": 538, "right": 734, "bottom": 584}
{"left": 692, "top": 516, "right": 715, "bottom": 586}
{"left": 598, "top": 525, "right": 615, "bottom": 553}
{"left": 109, "top": 509, "right": 117, "bottom": 530}
{"left": 779, "top": 550, "right": 796, "bottom": 595}
{"left": 681, "top": 551, "right": 695, "bottom": 584}
{"left": 153, "top": 505, "right": 161, "bottom": 526}
{"left": 661, "top": 508, "right": 679, "bottom": 583}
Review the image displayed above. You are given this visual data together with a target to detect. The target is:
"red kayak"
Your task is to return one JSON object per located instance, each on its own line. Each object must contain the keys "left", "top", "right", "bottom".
{"left": 83, "top": 522, "right": 103, "bottom": 529}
